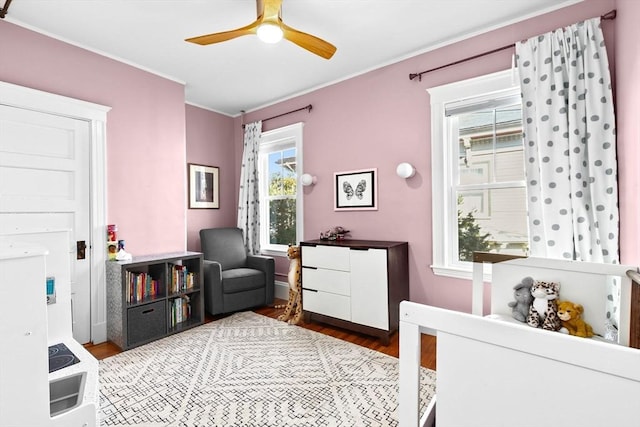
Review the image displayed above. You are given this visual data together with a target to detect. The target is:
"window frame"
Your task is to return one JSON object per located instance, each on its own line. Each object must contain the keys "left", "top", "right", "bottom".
{"left": 429, "top": 69, "right": 524, "bottom": 280}
{"left": 258, "top": 122, "right": 304, "bottom": 255}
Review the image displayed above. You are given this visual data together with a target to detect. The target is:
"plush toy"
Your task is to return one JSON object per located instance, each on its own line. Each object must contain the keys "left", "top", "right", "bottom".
{"left": 276, "top": 245, "right": 303, "bottom": 325}
{"left": 526, "top": 280, "right": 562, "bottom": 331}
{"left": 557, "top": 300, "right": 594, "bottom": 338}
{"left": 320, "top": 226, "right": 350, "bottom": 241}
{"left": 507, "top": 277, "right": 534, "bottom": 322}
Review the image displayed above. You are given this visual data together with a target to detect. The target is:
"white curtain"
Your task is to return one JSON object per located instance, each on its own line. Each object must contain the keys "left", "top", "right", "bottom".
{"left": 516, "top": 17, "right": 619, "bottom": 264}
{"left": 237, "top": 120, "right": 262, "bottom": 254}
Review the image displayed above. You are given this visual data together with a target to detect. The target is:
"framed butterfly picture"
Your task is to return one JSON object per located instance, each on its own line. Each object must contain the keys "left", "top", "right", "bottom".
{"left": 334, "top": 168, "right": 378, "bottom": 211}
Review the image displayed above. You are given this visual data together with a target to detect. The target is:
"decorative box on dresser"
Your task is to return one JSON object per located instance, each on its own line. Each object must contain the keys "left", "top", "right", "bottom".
{"left": 300, "top": 239, "right": 409, "bottom": 345}
{"left": 106, "top": 251, "right": 204, "bottom": 350}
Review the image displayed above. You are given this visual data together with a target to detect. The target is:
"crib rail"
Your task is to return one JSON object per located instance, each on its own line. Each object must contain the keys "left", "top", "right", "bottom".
{"left": 399, "top": 300, "right": 640, "bottom": 427}
{"left": 399, "top": 258, "right": 640, "bottom": 426}
{"left": 629, "top": 269, "right": 640, "bottom": 349}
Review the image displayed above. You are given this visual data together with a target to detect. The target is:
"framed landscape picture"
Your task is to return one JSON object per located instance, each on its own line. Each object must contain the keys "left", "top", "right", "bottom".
{"left": 334, "top": 168, "right": 377, "bottom": 211}
{"left": 188, "top": 163, "right": 219, "bottom": 209}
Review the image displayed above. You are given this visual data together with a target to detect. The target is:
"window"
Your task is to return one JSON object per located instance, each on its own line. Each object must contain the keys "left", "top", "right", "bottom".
{"left": 429, "top": 69, "right": 528, "bottom": 279}
{"left": 259, "top": 122, "right": 304, "bottom": 254}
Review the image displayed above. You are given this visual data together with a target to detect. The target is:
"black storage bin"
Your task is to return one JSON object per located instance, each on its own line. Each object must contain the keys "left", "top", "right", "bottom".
{"left": 127, "top": 300, "right": 166, "bottom": 347}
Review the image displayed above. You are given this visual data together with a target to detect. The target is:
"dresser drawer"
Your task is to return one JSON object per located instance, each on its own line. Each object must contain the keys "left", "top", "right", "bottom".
{"left": 302, "top": 267, "right": 350, "bottom": 296}
{"left": 303, "top": 289, "right": 350, "bottom": 321}
{"left": 302, "top": 245, "right": 350, "bottom": 271}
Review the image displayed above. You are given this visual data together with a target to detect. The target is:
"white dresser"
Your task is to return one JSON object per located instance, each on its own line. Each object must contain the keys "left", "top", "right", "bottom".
{"left": 300, "top": 239, "right": 409, "bottom": 344}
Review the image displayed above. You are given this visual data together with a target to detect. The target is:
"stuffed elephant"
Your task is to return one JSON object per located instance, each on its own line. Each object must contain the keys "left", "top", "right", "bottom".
{"left": 508, "top": 277, "right": 534, "bottom": 322}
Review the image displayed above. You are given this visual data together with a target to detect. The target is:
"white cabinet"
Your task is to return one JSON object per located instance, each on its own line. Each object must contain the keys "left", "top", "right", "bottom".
{"left": 350, "top": 248, "right": 389, "bottom": 330}
{"left": 0, "top": 243, "right": 50, "bottom": 426}
{"left": 1, "top": 235, "right": 100, "bottom": 427}
{"left": 301, "top": 240, "right": 409, "bottom": 344}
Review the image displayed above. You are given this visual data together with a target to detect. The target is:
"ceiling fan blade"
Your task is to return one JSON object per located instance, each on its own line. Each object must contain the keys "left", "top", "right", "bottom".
{"left": 281, "top": 23, "right": 336, "bottom": 59}
{"left": 185, "top": 20, "right": 259, "bottom": 45}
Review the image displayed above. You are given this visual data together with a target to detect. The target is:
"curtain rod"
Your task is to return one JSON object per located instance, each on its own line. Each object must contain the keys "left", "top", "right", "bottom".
{"left": 242, "top": 104, "right": 312, "bottom": 128}
{"left": 0, "top": 0, "right": 13, "bottom": 19}
{"left": 408, "top": 9, "right": 617, "bottom": 82}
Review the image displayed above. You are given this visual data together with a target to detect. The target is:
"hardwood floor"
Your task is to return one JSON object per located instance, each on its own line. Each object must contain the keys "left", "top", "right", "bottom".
{"left": 85, "top": 299, "right": 437, "bottom": 370}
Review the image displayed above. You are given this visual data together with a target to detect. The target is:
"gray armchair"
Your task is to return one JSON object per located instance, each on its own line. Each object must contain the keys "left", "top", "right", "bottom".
{"left": 199, "top": 227, "right": 274, "bottom": 316}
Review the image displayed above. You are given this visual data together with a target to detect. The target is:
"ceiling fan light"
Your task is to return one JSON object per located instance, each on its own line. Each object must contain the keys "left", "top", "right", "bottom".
{"left": 257, "top": 23, "right": 283, "bottom": 44}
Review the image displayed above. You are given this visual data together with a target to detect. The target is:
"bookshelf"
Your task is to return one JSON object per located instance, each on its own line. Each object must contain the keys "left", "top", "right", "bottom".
{"left": 106, "top": 251, "right": 204, "bottom": 350}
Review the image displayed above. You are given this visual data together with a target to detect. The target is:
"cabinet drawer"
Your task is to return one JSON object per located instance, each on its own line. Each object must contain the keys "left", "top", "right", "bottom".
{"left": 127, "top": 301, "right": 166, "bottom": 347}
{"left": 302, "top": 267, "right": 350, "bottom": 296}
{"left": 302, "top": 245, "right": 350, "bottom": 271}
{"left": 303, "top": 289, "right": 350, "bottom": 321}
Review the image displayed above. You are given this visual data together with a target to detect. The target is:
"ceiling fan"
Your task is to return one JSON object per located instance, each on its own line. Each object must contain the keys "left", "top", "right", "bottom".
{"left": 185, "top": 0, "right": 337, "bottom": 60}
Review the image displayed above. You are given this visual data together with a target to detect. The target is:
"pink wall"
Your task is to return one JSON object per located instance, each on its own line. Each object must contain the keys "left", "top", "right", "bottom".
{"left": 237, "top": 0, "right": 638, "bottom": 312}
{"left": 2, "top": 0, "right": 637, "bottom": 312}
{"left": 185, "top": 104, "right": 237, "bottom": 251}
{"left": 0, "top": 20, "right": 187, "bottom": 256}
{"left": 615, "top": 0, "right": 640, "bottom": 264}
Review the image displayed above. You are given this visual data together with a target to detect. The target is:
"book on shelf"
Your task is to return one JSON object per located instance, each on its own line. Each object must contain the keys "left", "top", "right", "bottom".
{"left": 170, "top": 295, "right": 191, "bottom": 327}
{"left": 125, "top": 270, "right": 159, "bottom": 304}
{"left": 169, "top": 264, "right": 198, "bottom": 294}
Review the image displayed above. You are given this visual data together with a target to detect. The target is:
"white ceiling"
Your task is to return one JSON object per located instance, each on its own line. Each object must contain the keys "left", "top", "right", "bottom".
{"left": 5, "top": 0, "right": 581, "bottom": 117}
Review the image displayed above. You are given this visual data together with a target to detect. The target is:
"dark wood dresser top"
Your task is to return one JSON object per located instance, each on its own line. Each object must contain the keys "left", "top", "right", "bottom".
{"left": 301, "top": 239, "right": 407, "bottom": 250}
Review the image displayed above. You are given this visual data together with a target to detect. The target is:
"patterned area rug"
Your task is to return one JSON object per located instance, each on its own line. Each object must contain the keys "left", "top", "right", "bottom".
{"left": 99, "top": 311, "right": 436, "bottom": 426}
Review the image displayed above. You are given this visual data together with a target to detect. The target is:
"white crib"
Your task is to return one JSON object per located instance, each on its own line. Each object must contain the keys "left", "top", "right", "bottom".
{"left": 399, "top": 256, "right": 640, "bottom": 427}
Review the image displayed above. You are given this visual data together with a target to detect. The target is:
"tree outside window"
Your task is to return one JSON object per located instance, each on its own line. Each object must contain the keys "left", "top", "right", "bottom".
{"left": 267, "top": 155, "right": 297, "bottom": 245}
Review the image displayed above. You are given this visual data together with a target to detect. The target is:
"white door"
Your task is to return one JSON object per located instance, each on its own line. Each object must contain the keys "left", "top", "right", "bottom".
{"left": 0, "top": 104, "right": 92, "bottom": 343}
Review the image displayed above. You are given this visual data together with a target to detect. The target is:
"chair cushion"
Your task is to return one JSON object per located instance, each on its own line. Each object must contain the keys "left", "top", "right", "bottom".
{"left": 221, "top": 268, "right": 265, "bottom": 294}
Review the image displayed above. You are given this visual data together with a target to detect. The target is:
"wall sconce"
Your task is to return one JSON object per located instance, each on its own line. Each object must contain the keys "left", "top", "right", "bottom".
{"left": 300, "top": 173, "right": 317, "bottom": 186}
{"left": 396, "top": 162, "right": 416, "bottom": 179}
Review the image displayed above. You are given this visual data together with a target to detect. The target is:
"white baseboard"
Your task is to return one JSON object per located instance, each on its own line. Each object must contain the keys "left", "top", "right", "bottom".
{"left": 92, "top": 321, "right": 107, "bottom": 344}
{"left": 274, "top": 280, "right": 289, "bottom": 300}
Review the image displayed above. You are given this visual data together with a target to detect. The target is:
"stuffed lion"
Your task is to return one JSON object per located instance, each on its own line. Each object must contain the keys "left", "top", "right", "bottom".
{"left": 557, "top": 300, "right": 594, "bottom": 338}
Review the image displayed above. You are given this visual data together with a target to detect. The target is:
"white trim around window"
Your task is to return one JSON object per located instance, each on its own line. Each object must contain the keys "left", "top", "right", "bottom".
{"left": 428, "top": 69, "right": 521, "bottom": 280}
{"left": 258, "top": 122, "right": 304, "bottom": 256}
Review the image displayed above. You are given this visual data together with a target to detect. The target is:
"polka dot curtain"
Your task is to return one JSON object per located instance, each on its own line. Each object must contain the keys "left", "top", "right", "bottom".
{"left": 516, "top": 17, "right": 619, "bottom": 264}
{"left": 237, "top": 120, "right": 262, "bottom": 255}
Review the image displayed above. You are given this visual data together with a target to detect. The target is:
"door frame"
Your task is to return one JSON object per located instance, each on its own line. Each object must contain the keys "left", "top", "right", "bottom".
{"left": 0, "top": 80, "right": 111, "bottom": 343}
